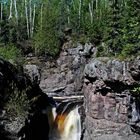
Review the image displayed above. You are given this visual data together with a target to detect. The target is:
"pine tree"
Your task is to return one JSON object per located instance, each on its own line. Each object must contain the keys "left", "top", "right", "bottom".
{"left": 101, "top": 0, "right": 124, "bottom": 56}
{"left": 121, "top": 0, "right": 140, "bottom": 57}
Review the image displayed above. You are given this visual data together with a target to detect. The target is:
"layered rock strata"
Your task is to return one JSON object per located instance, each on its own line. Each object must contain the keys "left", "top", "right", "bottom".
{"left": 83, "top": 58, "right": 140, "bottom": 140}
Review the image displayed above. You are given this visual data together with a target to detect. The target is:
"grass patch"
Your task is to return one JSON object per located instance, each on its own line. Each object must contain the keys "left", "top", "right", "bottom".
{"left": 4, "top": 86, "right": 30, "bottom": 119}
{"left": 0, "top": 45, "right": 24, "bottom": 64}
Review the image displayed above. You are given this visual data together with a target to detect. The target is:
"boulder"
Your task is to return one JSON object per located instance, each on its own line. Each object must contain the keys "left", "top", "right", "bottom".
{"left": 24, "top": 64, "right": 41, "bottom": 85}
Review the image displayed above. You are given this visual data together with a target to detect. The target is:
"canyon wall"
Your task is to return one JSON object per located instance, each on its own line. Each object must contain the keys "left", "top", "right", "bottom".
{"left": 37, "top": 41, "right": 140, "bottom": 139}
{"left": 83, "top": 58, "right": 140, "bottom": 140}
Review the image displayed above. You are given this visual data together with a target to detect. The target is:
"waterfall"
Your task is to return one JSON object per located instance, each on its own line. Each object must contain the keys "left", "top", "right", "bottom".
{"left": 49, "top": 101, "right": 82, "bottom": 140}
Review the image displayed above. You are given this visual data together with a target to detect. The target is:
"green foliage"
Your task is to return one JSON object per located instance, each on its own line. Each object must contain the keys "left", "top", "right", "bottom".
{"left": 131, "top": 87, "right": 140, "bottom": 95}
{"left": 119, "top": 0, "right": 140, "bottom": 57}
{"left": 0, "top": 19, "right": 27, "bottom": 45}
{"left": 100, "top": 0, "right": 124, "bottom": 56}
{"left": 0, "top": 45, "right": 23, "bottom": 63}
{"left": 0, "top": 0, "right": 140, "bottom": 59}
{"left": 33, "top": 28, "right": 60, "bottom": 57}
{"left": 5, "top": 86, "right": 30, "bottom": 119}
{"left": 33, "top": 0, "right": 60, "bottom": 57}
{"left": 97, "top": 0, "right": 140, "bottom": 58}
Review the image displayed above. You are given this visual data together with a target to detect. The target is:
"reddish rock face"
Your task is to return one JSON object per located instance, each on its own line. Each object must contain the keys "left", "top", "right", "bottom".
{"left": 84, "top": 83, "right": 129, "bottom": 123}
{"left": 83, "top": 58, "right": 140, "bottom": 140}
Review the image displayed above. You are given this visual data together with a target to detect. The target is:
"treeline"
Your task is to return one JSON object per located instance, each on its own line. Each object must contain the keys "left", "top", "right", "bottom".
{"left": 0, "top": 0, "right": 140, "bottom": 59}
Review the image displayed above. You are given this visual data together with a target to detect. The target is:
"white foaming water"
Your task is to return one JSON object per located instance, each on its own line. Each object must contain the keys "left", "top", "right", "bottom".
{"left": 60, "top": 108, "right": 81, "bottom": 140}
{"left": 49, "top": 103, "right": 81, "bottom": 140}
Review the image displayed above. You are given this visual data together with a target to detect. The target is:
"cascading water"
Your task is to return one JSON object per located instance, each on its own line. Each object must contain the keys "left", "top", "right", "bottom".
{"left": 49, "top": 101, "right": 82, "bottom": 140}
{"left": 18, "top": 99, "right": 82, "bottom": 140}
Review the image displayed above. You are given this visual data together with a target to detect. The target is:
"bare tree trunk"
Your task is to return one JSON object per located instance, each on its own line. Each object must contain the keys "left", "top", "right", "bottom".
{"left": 78, "top": 0, "right": 82, "bottom": 28}
{"left": 9, "top": 0, "right": 13, "bottom": 19}
{"left": 40, "top": 3, "right": 43, "bottom": 30}
{"left": 29, "top": 0, "right": 32, "bottom": 37}
{"left": 20, "top": 0, "right": 24, "bottom": 18}
{"left": 25, "top": 0, "right": 29, "bottom": 38}
{"left": 52, "top": 95, "right": 84, "bottom": 101}
{"left": 67, "top": 5, "right": 70, "bottom": 25}
{"left": 0, "top": 3, "right": 3, "bottom": 20}
{"left": 89, "top": 2, "right": 93, "bottom": 24}
{"left": 14, "top": 0, "right": 18, "bottom": 24}
{"left": 31, "top": 4, "right": 36, "bottom": 38}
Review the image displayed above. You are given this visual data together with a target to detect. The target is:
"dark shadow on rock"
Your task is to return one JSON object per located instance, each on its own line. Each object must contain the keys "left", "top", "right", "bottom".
{"left": 19, "top": 112, "right": 50, "bottom": 140}
{"left": 0, "top": 58, "right": 56, "bottom": 140}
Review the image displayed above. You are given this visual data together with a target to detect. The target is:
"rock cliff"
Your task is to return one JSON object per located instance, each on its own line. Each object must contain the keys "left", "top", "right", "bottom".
{"left": 37, "top": 41, "right": 140, "bottom": 139}
{"left": 83, "top": 58, "right": 140, "bottom": 140}
{"left": 39, "top": 42, "right": 96, "bottom": 96}
{"left": 36, "top": 41, "right": 140, "bottom": 140}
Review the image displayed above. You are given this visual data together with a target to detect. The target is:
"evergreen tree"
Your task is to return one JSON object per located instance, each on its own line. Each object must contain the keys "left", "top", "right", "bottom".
{"left": 121, "top": 0, "right": 140, "bottom": 57}
{"left": 101, "top": 0, "right": 124, "bottom": 56}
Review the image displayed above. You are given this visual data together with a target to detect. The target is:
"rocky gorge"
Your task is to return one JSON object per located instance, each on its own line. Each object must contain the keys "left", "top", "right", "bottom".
{"left": 0, "top": 40, "right": 140, "bottom": 140}
{"left": 25, "top": 40, "right": 140, "bottom": 140}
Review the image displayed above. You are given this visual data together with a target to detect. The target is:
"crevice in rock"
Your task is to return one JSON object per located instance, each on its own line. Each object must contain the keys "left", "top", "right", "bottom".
{"left": 85, "top": 75, "right": 97, "bottom": 84}
{"left": 104, "top": 80, "right": 128, "bottom": 93}
{"left": 96, "top": 87, "right": 112, "bottom": 96}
